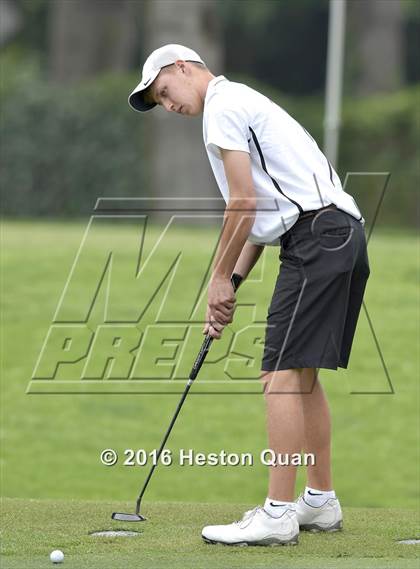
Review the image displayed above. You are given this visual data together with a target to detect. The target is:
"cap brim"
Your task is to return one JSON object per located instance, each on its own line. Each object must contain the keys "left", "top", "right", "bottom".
{"left": 128, "top": 90, "right": 156, "bottom": 112}
{"left": 128, "top": 69, "right": 160, "bottom": 112}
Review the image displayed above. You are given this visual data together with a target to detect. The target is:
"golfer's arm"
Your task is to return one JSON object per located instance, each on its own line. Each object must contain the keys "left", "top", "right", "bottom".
{"left": 212, "top": 149, "right": 256, "bottom": 280}
{"left": 233, "top": 241, "right": 265, "bottom": 281}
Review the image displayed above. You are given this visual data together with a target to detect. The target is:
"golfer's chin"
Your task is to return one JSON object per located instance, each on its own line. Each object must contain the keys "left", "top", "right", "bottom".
{"left": 183, "top": 103, "right": 204, "bottom": 117}
{"left": 182, "top": 109, "right": 199, "bottom": 117}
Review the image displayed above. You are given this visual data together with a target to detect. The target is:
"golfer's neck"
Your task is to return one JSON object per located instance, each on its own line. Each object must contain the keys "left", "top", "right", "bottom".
{"left": 198, "top": 71, "right": 216, "bottom": 102}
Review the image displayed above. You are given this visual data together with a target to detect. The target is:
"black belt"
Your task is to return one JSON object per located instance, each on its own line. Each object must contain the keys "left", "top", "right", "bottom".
{"left": 298, "top": 204, "right": 337, "bottom": 220}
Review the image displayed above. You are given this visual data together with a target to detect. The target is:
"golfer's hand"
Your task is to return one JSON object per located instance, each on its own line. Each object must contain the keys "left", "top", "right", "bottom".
{"left": 203, "top": 276, "right": 235, "bottom": 339}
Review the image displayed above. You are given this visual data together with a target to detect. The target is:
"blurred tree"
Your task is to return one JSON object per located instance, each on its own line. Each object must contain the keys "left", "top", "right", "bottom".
{"left": 10, "top": 0, "right": 49, "bottom": 61}
{"left": 348, "top": 0, "right": 404, "bottom": 95}
{"left": 403, "top": 0, "right": 420, "bottom": 83}
{"left": 144, "top": 0, "right": 222, "bottom": 203}
{"left": 0, "top": 0, "right": 21, "bottom": 46}
{"left": 48, "top": 0, "right": 140, "bottom": 82}
{"left": 220, "top": 0, "right": 329, "bottom": 95}
{"left": 4, "top": 0, "right": 419, "bottom": 92}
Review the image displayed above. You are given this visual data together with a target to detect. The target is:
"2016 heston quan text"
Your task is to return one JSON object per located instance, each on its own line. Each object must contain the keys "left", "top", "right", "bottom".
{"left": 100, "top": 448, "right": 316, "bottom": 467}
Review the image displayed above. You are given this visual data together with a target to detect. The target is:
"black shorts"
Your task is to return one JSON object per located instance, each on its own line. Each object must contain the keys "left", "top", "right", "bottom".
{"left": 262, "top": 205, "right": 370, "bottom": 372}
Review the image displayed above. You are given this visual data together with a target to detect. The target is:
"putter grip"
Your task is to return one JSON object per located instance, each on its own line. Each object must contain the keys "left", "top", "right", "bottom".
{"left": 189, "top": 273, "right": 243, "bottom": 381}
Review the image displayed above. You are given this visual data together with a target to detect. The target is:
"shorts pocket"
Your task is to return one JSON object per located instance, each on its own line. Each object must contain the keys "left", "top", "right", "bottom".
{"left": 321, "top": 226, "right": 351, "bottom": 236}
{"left": 319, "top": 225, "right": 353, "bottom": 250}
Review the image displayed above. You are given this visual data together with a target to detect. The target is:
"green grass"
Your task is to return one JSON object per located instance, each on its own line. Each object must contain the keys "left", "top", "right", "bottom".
{"left": 1, "top": 219, "right": 419, "bottom": 517}
{"left": 1, "top": 498, "right": 419, "bottom": 569}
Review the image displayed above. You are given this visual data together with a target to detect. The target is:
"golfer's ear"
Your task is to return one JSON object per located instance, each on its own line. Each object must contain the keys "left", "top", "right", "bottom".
{"left": 175, "top": 60, "right": 187, "bottom": 73}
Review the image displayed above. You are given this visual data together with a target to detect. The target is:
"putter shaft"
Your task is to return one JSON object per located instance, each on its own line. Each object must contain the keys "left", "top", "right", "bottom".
{"left": 114, "top": 273, "right": 242, "bottom": 521}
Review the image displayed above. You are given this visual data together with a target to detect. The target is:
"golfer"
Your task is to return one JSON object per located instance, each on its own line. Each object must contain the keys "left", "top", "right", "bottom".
{"left": 128, "top": 44, "right": 370, "bottom": 546}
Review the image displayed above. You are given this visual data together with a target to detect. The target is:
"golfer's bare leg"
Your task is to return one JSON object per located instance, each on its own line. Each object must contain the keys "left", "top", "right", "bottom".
{"left": 300, "top": 367, "right": 332, "bottom": 490}
{"left": 262, "top": 367, "right": 333, "bottom": 501}
{"left": 262, "top": 368, "right": 304, "bottom": 502}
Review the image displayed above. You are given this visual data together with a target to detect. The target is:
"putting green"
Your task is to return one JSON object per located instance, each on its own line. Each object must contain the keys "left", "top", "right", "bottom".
{"left": 1, "top": 498, "right": 418, "bottom": 568}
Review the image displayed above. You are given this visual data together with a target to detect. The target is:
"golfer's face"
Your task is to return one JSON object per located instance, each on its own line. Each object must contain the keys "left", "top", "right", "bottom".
{"left": 152, "top": 69, "right": 202, "bottom": 116}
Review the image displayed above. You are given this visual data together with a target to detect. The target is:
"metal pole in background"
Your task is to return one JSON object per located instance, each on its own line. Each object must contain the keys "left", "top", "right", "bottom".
{"left": 324, "top": 0, "right": 347, "bottom": 168}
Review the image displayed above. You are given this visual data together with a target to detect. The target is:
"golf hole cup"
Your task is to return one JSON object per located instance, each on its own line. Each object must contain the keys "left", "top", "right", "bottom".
{"left": 50, "top": 549, "right": 64, "bottom": 564}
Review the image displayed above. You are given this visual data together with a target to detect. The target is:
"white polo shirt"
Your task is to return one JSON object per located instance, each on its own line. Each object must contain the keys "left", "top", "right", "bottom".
{"left": 203, "top": 76, "right": 364, "bottom": 245}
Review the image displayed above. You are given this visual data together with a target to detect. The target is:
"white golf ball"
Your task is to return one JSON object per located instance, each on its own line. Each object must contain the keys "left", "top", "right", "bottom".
{"left": 50, "top": 549, "right": 64, "bottom": 563}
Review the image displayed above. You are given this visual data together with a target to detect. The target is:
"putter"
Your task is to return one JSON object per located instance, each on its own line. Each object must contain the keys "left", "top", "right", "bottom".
{"left": 112, "top": 272, "right": 243, "bottom": 522}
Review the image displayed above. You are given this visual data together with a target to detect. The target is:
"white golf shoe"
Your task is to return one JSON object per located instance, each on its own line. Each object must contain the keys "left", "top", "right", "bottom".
{"left": 202, "top": 506, "right": 299, "bottom": 546}
{"left": 296, "top": 495, "right": 343, "bottom": 532}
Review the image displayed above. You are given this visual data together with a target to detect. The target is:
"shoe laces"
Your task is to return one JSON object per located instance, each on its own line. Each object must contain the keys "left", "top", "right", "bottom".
{"left": 233, "top": 506, "right": 261, "bottom": 526}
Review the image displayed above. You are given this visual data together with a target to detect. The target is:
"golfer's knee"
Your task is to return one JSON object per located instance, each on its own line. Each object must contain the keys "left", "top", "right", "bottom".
{"left": 260, "top": 368, "right": 302, "bottom": 394}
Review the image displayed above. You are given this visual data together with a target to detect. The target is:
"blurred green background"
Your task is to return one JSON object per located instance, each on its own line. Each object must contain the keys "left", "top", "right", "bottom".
{"left": 1, "top": 220, "right": 418, "bottom": 509}
{"left": 1, "top": 0, "right": 419, "bottom": 514}
{"left": 1, "top": 0, "right": 419, "bottom": 223}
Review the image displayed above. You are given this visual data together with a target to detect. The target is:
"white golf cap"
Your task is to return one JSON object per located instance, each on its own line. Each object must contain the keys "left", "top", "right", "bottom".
{"left": 128, "top": 44, "right": 205, "bottom": 112}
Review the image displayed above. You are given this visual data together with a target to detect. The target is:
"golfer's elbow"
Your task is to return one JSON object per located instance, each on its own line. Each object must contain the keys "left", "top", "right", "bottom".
{"left": 229, "top": 191, "right": 257, "bottom": 215}
{"left": 243, "top": 194, "right": 257, "bottom": 213}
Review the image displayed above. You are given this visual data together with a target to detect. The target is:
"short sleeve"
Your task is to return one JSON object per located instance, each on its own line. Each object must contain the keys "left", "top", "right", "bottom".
{"left": 205, "top": 106, "right": 250, "bottom": 159}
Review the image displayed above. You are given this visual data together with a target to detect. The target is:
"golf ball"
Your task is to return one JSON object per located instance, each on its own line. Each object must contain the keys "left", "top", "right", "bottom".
{"left": 50, "top": 550, "right": 64, "bottom": 563}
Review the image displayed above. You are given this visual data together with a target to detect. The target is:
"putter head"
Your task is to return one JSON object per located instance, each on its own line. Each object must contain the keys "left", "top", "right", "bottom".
{"left": 111, "top": 512, "right": 146, "bottom": 522}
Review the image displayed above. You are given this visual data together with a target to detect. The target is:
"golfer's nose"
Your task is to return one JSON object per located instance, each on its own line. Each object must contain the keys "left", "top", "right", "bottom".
{"left": 163, "top": 100, "right": 175, "bottom": 112}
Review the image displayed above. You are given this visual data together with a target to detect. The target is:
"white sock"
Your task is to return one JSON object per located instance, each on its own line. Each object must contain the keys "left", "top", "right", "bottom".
{"left": 304, "top": 486, "right": 336, "bottom": 507}
{"left": 264, "top": 497, "right": 296, "bottom": 518}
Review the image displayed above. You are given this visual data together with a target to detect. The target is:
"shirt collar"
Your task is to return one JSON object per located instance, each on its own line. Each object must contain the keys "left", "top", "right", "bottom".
{"left": 205, "top": 75, "right": 227, "bottom": 103}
